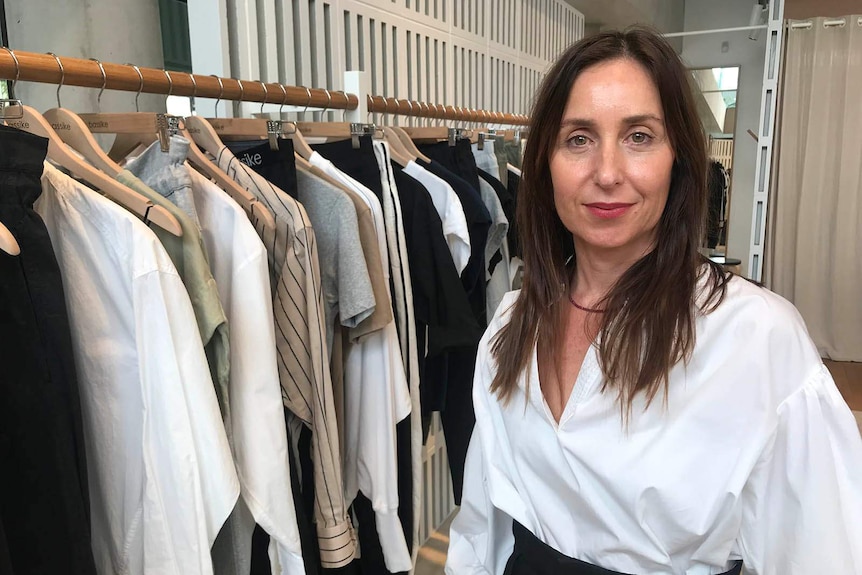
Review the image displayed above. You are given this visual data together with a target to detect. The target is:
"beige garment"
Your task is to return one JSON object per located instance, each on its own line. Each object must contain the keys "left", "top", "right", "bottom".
{"left": 216, "top": 147, "right": 356, "bottom": 568}
{"left": 303, "top": 164, "right": 393, "bottom": 340}
{"left": 765, "top": 15, "right": 862, "bottom": 361}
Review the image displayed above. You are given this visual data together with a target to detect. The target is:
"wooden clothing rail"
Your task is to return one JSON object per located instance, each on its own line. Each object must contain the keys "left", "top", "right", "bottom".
{"left": 0, "top": 48, "right": 530, "bottom": 126}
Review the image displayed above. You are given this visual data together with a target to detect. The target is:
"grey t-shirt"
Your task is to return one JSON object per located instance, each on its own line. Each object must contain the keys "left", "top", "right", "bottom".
{"left": 296, "top": 168, "right": 376, "bottom": 355}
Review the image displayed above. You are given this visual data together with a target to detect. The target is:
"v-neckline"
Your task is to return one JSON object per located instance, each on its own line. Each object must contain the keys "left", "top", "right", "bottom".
{"left": 529, "top": 343, "right": 601, "bottom": 429}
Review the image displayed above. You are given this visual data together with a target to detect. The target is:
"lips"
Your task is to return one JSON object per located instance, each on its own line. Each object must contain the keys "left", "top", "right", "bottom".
{"left": 584, "top": 202, "right": 634, "bottom": 219}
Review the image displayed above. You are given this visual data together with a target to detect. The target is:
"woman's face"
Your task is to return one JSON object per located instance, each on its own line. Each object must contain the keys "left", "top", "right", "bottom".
{"left": 550, "top": 58, "right": 675, "bottom": 259}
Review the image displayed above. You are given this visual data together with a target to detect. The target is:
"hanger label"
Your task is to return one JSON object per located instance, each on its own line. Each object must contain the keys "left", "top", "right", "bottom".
{"left": 87, "top": 120, "right": 109, "bottom": 129}
{"left": 51, "top": 121, "right": 71, "bottom": 131}
{"left": 6, "top": 120, "right": 29, "bottom": 129}
{"left": 240, "top": 152, "right": 263, "bottom": 167}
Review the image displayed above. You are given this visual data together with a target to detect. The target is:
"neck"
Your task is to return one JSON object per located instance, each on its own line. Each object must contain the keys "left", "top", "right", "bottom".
{"left": 571, "top": 240, "right": 652, "bottom": 304}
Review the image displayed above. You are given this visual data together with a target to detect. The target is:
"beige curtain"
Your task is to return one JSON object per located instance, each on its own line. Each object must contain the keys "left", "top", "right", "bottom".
{"left": 765, "top": 16, "right": 862, "bottom": 362}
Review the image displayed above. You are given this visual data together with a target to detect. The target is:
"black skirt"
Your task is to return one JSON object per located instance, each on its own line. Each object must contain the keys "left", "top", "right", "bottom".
{"left": 504, "top": 521, "right": 743, "bottom": 575}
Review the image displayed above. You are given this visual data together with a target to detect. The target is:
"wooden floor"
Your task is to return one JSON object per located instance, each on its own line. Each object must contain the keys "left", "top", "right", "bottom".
{"left": 826, "top": 360, "right": 862, "bottom": 412}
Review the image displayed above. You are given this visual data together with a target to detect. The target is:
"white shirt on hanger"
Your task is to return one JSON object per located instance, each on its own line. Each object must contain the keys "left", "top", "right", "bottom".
{"left": 375, "top": 142, "right": 424, "bottom": 569}
{"left": 37, "top": 163, "right": 239, "bottom": 575}
{"left": 403, "top": 160, "right": 471, "bottom": 276}
{"left": 448, "top": 278, "right": 862, "bottom": 575}
{"left": 187, "top": 168, "right": 305, "bottom": 575}
{"left": 308, "top": 151, "right": 413, "bottom": 573}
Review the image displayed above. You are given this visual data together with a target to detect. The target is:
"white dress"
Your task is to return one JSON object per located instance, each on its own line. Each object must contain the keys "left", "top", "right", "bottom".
{"left": 447, "top": 276, "right": 862, "bottom": 575}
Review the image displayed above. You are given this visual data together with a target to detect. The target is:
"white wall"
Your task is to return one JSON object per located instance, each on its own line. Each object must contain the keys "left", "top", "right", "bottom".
{"left": 682, "top": 0, "right": 766, "bottom": 277}
{"left": 5, "top": 0, "right": 166, "bottom": 115}
{"left": 189, "top": 0, "right": 584, "bottom": 120}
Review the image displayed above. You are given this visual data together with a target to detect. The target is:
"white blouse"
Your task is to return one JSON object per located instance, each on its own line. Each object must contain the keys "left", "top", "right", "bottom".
{"left": 447, "top": 277, "right": 862, "bottom": 575}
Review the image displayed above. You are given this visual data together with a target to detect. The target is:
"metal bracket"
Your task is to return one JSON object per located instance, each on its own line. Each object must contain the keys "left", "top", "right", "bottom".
{"left": 0, "top": 99, "right": 24, "bottom": 120}
{"left": 350, "top": 122, "right": 380, "bottom": 149}
{"left": 267, "top": 120, "right": 282, "bottom": 151}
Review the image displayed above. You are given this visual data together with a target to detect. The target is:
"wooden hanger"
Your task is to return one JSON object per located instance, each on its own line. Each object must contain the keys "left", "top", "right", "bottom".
{"left": 0, "top": 221, "right": 20, "bottom": 256}
{"left": 42, "top": 57, "right": 123, "bottom": 177}
{"left": 381, "top": 127, "right": 410, "bottom": 167}
{"left": 389, "top": 126, "right": 431, "bottom": 163}
{"left": 180, "top": 116, "right": 276, "bottom": 231}
{"left": 295, "top": 121, "right": 353, "bottom": 140}
{"left": 295, "top": 152, "right": 357, "bottom": 195}
{"left": 45, "top": 107, "right": 124, "bottom": 176}
{"left": 5, "top": 106, "right": 183, "bottom": 236}
{"left": 0, "top": 50, "right": 180, "bottom": 236}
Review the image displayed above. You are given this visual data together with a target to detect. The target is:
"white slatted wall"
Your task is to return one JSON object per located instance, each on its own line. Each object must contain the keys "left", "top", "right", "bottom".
{"left": 189, "top": 0, "right": 583, "bottom": 121}
{"left": 187, "top": 0, "right": 584, "bottom": 544}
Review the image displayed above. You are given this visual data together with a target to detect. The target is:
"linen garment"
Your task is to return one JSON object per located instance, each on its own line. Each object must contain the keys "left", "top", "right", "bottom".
{"left": 37, "top": 164, "right": 239, "bottom": 575}
{"left": 0, "top": 126, "right": 97, "bottom": 575}
{"left": 187, "top": 168, "right": 306, "bottom": 575}
{"left": 215, "top": 146, "right": 355, "bottom": 568}
{"left": 448, "top": 278, "right": 862, "bottom": 575}
{"left": 120, "top": 139, "right": 232, "bottom": 436}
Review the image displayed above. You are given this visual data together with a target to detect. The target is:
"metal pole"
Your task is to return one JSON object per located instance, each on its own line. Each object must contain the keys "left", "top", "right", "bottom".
{"left": 664, "top": 25, "right": 767, "bottom": 38}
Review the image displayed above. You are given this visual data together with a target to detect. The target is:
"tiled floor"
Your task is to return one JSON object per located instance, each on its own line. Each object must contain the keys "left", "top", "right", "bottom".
{"left": 414, "top": 361, "right": 862, "bottom": 575}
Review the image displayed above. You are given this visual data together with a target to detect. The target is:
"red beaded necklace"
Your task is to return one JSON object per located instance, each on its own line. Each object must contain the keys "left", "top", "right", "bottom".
{"left": 567, "top": 292, "right": 605, "bottom": 313}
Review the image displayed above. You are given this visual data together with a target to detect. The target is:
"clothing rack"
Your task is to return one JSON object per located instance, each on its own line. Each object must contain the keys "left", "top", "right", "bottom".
{"left": 0, "top": 48, "right": 529, "bottom": 126}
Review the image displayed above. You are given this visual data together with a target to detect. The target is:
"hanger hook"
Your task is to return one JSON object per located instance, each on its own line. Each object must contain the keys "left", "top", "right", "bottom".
{"left": 2, "top": 47, "right": 20, "bottom": 98}
{"left": 277, "top": 82, "right": 287, "bottom": 117}
{"left": 406, "top": 99, "right": 413, "bottom": 126}
{"left": 163, "top": 69, "right": 173, "bottom": 105}
{"left": 188, "top": 72, "right": 197, "bottom": 113}
{"left": 259, "top": 80, "right": 268, "bottom": 114}
{"left": 381, "top": 96, "right": 389, "bottom": 125}
{"left": 88, "top": 58, "right": 107, "bottom": 107}
{"left": 210, "top": 74, "right": 224, "bottom": 118}
{"left": 46, "top": 52, "right": 64, "bottom": 108}
{"left": 236, "top": 79, "right": 244, "bottom": 116}
{"left": 338, "top": 91, "right": 349, "bottom": 121}
{"left": 125, "top": 63, "right": 144, "bottom": 112}
{"left": 320, "top": 89, "right": 332, "bottom": 119}
{"left": 299, "top": 87, "right": 312, "bottom": 117}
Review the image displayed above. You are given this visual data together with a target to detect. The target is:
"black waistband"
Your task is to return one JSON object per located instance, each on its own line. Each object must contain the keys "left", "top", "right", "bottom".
{"left": 504, "top": 521, "right": 743, "bottom": 575}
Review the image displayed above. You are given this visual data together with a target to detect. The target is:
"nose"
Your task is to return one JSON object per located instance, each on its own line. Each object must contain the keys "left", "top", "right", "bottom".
{"left": 594, "top": 141, "right": 623, "bottom": 189}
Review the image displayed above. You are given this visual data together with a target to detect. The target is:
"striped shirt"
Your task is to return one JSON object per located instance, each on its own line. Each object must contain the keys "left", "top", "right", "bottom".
{"left": 216, "top": 146, "right": 356, "bottom": 568}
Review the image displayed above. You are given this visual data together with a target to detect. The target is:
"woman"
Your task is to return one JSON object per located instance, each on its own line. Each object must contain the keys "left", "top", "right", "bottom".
{"left": 446, "top": 27, "right": 862, "bottom": 575}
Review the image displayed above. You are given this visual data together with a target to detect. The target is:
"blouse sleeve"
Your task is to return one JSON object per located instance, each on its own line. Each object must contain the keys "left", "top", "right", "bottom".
{"left": 736, "top": 364, "right": 862, "bottom": 574}
{"left": 445, "top": 430, "right": 514, "bottom": 575}
{"left": 446, "top": 309, "right": 516, "bottom": 575}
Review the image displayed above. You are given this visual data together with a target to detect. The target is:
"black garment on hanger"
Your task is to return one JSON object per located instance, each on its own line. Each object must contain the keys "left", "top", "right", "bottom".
{"left": 223, "top": 138, "right": 299, "bottom": 198}
{"left": 311, "top": 137, "right": 385, "bottom": 199}
{"left": 413, "top": 156, "right": 490, "bottom": 504}
{"left": 0, "top": 125, "right": 97, "bottom": 575}
{"left": 706, "top": 160, "right": 727, "bottom": 249}
{"left": 507, "top": 168, "right": 523, "bottom": 257}
{"left": 391, "top": 163, "right": 482, "bottom": 391}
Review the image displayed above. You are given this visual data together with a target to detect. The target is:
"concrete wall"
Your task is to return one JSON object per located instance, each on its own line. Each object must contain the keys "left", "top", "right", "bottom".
{"left": 682, "top": 0, "right": 767, "bottom": 277}
{"left": 5, "top": 0, "right": 166, "bottom": 115}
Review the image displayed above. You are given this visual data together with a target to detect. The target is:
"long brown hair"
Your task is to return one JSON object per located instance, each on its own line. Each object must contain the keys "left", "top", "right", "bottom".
{"left": 490, "top": 27, "right": 729, "bottom": 419}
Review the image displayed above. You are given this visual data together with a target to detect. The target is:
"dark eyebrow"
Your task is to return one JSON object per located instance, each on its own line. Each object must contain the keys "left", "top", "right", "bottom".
{"left": 560, "top": 114, "right": 664, "bottom": 129}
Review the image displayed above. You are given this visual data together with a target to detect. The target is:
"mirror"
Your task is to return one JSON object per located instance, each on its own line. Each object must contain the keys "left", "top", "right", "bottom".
{"left": 691, "top": 66, "right": 739, "bottom": 259}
